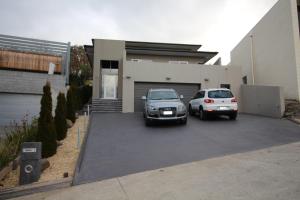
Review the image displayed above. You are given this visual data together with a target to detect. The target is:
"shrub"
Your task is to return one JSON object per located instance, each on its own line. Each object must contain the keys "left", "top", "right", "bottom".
{"left": 37, "top": 82, "right": 57, "bottom": 158}
{"left": 81, "top": 85, "right": 92, "bottom": 105}
{"left": 55, "top": 92, "right": 67, "bottom": 141}
{"left": 73, "top": 86, "right": 82, "bottom": 111}
{"left": 72, "top": 85, "right": 92, "bottom": 111}
{"left": 66, "top": 86, "right": 76, "bottom": 123}
{"left": 0, "top": 118, "right": 38, "bottom": 170}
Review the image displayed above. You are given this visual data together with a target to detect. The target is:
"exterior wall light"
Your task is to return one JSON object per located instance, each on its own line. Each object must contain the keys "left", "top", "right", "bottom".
{"left": 204, "top": 78, "right": 209, "bottom": 82}
{"left": 166, "top": 77, "right": 171, "bottom": 81}
{"left": 125, "top": 76, "right": 131, "bottom": 79}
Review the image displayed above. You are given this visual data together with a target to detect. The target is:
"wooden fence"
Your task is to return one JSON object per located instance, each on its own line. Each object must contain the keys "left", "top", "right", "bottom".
{"left": 0, "top": 50, "right": 62, "bottom": 73}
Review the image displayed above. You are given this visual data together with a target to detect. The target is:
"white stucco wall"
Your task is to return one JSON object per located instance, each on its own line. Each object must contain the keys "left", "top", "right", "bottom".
{"left": 230, "top": 0, "right": 300, "bottom": 100}
{"left": 122, "top": 61, "right": 242, "bottom": 112}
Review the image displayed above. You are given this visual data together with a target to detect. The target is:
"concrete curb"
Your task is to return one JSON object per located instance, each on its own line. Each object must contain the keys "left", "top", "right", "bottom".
{"left": 289, "top": 117, "right": 300, "bottom": 125}
{"left": 72, "top": 113, "right": 93, "bottom": 185}
{"left": 0, "top": 177, "right": 72, "bottom": 200}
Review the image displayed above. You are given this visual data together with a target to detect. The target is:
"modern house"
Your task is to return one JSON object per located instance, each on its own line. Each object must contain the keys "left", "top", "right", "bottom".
{"left": 230, "top": 0, "right": 300, "bottom": 101}
{"left": 85, "top": 39, "right": 242, "bottom": 113}
{"left": 0, "top": 34, "right": 70, "bottom": 130}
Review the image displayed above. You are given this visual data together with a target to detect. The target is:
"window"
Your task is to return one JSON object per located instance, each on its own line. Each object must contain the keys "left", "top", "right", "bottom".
{"left": 131, "top": 59, "right": 142, "bottom": 62}
{"left": 242, "top": 76, "right": 248, "bottom": 84}
{"left": 208, "top": 90, "right": 233, "bottom": 98}
{"left": 193, "top": 91, "right": 205, "bottom": 99}
{"left": 193, "top": 92, "right": 200, "bottom": 99}
{"left": 101, "top": 60, "right": 119, "bottom": 69}
{"left": 148, "top": 90, "right": 178, "bottom": 100}
{"left": 168, "top": 61, "right": 189, "bottom": 64}
{"left": 131, "top": 59, "right": 152, "bottom": 62}
{"left": 220, "top": 84, "right": 230, "bottom": 89}
{"left": 200, "top": 91, "right": 205, "bottom": 98}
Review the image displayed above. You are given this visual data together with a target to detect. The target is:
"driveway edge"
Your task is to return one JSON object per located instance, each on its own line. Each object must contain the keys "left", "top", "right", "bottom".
{"left": 72, "top": 113, "right": 93, "bottom": 185}
{"left": 0, "top": 177, "right": 72, "bottom": 200}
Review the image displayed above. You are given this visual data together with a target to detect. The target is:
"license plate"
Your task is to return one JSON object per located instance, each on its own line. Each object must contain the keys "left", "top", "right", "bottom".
{"left": 219, "top": 106, "right": 228, "bottom": 110}
{"left": 163, "top": 111, "right": 173, "bottom": 115}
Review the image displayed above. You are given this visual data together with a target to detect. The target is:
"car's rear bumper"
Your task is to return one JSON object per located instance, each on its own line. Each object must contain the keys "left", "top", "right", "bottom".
{"left": 203, "top": 104, "right": 238, "bottom": 111}
{"left": 205, "top": 110, "right": 237, "bottom": 115}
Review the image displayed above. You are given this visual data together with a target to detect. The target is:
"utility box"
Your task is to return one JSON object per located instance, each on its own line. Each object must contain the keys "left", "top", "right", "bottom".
{"left": 19, "top": 142, "right": 42, "bottom": 185}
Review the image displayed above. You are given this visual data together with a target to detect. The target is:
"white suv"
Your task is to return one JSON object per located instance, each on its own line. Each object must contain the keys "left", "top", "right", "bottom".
{"left": 188, "top": 88, "right": 238, "bottom": 120}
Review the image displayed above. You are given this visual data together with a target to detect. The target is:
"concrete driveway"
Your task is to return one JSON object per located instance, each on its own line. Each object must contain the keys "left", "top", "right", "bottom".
{"left": 15, "top": 142, "right": 300, "bottom": 200}
{"left": 73, "top": 113, "right": 300, "bottom": 185}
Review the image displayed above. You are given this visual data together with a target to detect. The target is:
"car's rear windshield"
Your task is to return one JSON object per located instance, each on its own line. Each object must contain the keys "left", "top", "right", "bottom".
{"left": 208, "top": 90, "right": 233, "bottom": 98}
{"left": 148, "top": 90, "right": 178, "bottom": 100}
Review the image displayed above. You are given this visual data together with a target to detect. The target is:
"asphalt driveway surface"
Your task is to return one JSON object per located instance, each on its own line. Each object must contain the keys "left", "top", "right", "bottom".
{"left": 73, "top": 113, "right": 300, "bottom": 185}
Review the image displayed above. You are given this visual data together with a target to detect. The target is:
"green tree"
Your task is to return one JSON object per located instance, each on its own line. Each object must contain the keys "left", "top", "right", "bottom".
{"left": 66, "top": 86, "right": 76, "bottom": 123}
{"left": 37, "top": 82, "right": 57, "bottom": 158}
{"left": 70, "top": 45, "right": 92, "bottom": 85}
{"left": 55, "top": 92, "right": 67, "bottom": 141}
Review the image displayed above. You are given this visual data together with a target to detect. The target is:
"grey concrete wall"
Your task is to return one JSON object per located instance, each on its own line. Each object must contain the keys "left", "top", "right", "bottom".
{"left": 0, "top": 69, "right": 66, "bottom": 95}
{"left": 0, "top": 70, "right": 66, "bottom": 129}
{"left": 122, "top": 61, "right": 242, "bottom": 112}
{"left": 230, "top": 0, "right": 300, "bottom": 101}
{"left": 240, "top": 85, "right": 285, "bottom": 118}
{"left": 92, "top": 39, "right": 125, "bottom": 99}
{"left": 0, "top": 94, "right": 41, "bottom": 138}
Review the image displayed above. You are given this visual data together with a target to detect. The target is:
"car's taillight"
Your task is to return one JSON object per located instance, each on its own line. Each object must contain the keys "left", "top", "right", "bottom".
{"left": 204, "top": 99, "right": 214, "bottom": 103}
{"left": 231, "top": 98, "right": 237, "bottom": 103}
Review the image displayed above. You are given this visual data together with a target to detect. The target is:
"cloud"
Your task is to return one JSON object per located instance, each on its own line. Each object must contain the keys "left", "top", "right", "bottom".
{"left": 0, "top": 0, "right": 278, "bottom": 63}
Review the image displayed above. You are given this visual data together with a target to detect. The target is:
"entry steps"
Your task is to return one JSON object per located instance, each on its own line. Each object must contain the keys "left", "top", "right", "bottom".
{"left": 92, "top": 99, "right": 122, "bottom": 113}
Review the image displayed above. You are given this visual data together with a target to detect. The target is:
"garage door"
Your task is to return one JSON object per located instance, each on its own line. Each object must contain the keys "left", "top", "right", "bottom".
{"left": 134, "top": 82, "right": 201, "bottom": 112}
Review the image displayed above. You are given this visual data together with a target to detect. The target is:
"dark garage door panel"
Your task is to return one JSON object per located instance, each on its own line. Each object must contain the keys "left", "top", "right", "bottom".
{"left": 134, "top": 82, "right": 200, "bottom": 112}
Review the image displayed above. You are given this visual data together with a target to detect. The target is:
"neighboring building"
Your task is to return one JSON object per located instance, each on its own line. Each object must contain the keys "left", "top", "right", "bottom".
{"left": 0, "top": 34, "right": 70, "bottom": 130}
{"left": 230, "top": 0, "right": 300, "bottom": 101}
{"left": 85, "top": 39, "right": 242, "bottom": 113}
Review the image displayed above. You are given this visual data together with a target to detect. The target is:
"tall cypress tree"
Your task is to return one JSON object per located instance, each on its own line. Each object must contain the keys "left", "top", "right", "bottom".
{"left": 66, "top": 86, "right": 76, "bottom": 123}
{"left": 55, "top": 92, "right": 67, "bottom": 141}
{"left": 37, "top": 82, "right": 57, "bottom": 158}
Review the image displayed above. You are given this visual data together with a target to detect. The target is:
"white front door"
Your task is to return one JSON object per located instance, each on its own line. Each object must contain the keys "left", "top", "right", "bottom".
{"left": 102, "top": 75, "right": 118, "bottom": 99}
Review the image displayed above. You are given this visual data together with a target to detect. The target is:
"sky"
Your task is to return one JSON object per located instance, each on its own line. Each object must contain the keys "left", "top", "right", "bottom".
{"left": 0, "top": 0, "right": 278, "bottom": 64}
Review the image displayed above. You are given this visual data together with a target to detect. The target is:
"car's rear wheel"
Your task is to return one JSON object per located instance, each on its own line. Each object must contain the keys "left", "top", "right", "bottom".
{"left": 229, "top": 112, "right": 237, "bottom": 120}
{"left": 189, "top": 105, "right": 195, "bottom": 116}
{"left": 199, "top": 107, "right": 207, "bottom": 120}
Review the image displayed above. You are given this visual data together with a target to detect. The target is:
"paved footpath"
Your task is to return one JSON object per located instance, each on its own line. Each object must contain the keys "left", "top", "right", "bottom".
{"left": 12, "top": 142, "right": 300, "bottom": 200}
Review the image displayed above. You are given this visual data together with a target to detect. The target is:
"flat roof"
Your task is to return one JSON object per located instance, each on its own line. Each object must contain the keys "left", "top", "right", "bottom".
{"left": 85, "top": 40, "right": 218, "bottom": 67}
{"left": 125, "top": 41, "right": 217, "bottom": 64}
{"left": 125, "top": 41, "right": 202, "bottom": 52}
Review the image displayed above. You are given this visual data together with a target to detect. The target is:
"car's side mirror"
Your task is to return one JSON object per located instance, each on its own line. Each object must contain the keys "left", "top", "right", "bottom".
{"left": 141, "top": 96, "right": 146, "bottom": 100}
{"left": 180, "top": 95, "right": 184, "bottom": 99}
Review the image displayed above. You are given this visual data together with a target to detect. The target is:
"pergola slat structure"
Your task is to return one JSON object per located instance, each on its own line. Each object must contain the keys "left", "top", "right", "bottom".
{"left": 0, "top": 34, "right": 70, "bottom": 83}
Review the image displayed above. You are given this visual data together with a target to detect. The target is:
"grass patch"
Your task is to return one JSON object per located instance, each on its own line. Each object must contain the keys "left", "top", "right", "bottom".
{"left": 0, "top": 117, "right": 38, "bottom": 170}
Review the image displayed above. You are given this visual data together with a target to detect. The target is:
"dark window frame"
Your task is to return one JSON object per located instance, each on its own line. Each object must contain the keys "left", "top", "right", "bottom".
{"left": 220, "top": 84, "right": 231, "bottom": 89}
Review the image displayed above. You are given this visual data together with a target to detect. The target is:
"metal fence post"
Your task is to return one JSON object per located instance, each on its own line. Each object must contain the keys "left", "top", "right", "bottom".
{"left": 77, "top": 127, "right": 80, "bottom": 149}
{"left": 65, "top": 42, "right": 71, "bottom": 85}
